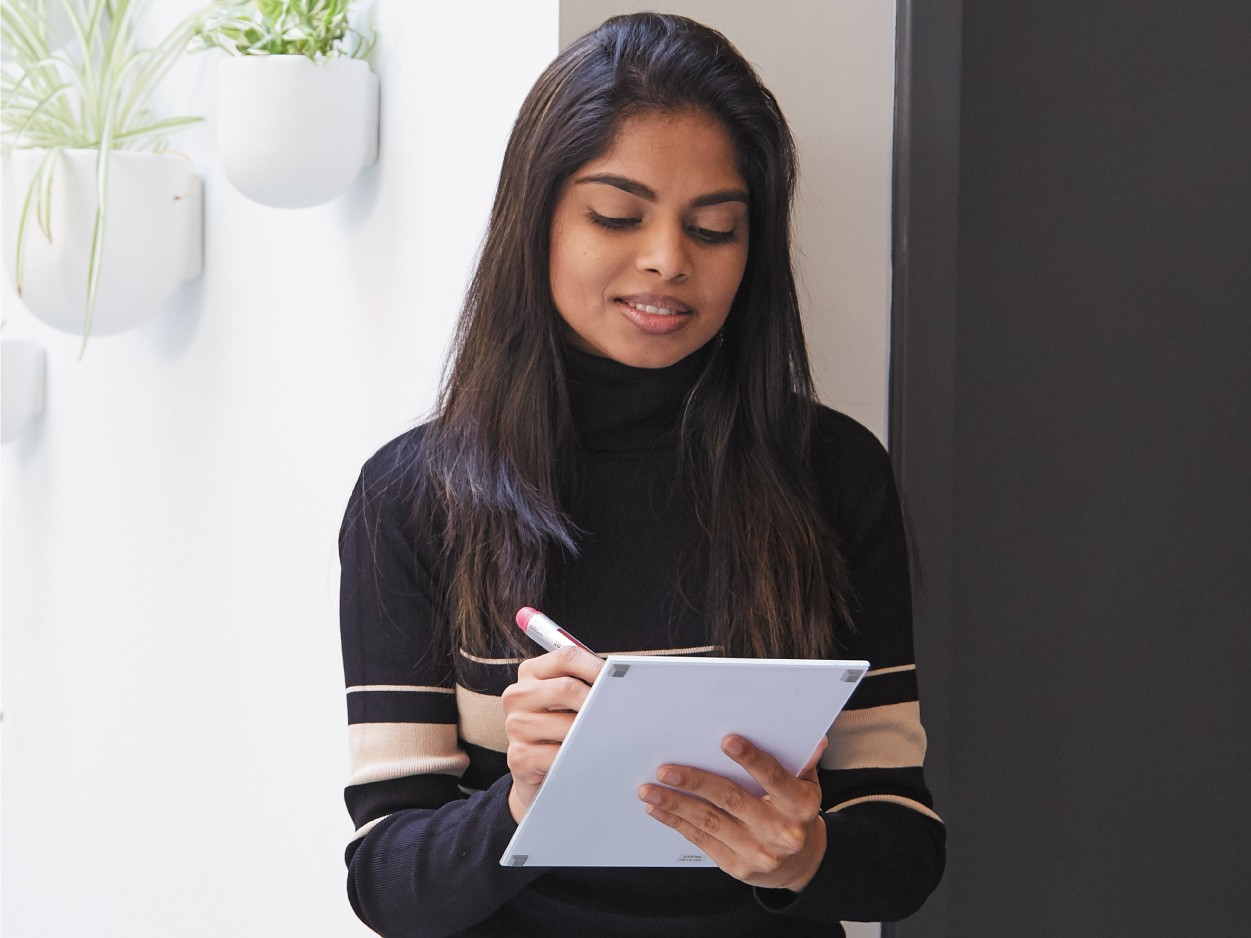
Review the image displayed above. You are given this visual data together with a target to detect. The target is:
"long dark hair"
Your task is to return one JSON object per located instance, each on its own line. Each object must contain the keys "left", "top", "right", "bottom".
{"left": 417, "top": 12, "right": 850, "bottom": 658}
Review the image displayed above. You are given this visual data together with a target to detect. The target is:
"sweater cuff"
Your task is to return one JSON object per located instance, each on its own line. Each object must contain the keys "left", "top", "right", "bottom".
{"left": 481, "top": 774, "right": 530, "bottom": 852}
{"left": 754, "top": 804, "right": 945, "bottom": 923}
{"left": 751, "top": 813, "right": 843, "bottom": 920}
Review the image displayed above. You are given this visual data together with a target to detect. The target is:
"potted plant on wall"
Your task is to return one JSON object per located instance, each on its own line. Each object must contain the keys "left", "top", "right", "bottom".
{"left": 1, "top": 0, "right": 207, "bottom": 354}
{"left": 192, "top": 0, "right": 378, "bottom": 209}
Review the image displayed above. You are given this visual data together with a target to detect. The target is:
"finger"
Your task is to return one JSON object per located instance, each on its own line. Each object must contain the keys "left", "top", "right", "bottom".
{"left": 504, "top": 708, "right": 576, "bottom": 745}
{"left": 799, "top": 736, "right": 828, "bottom": 781}
{"left": 639, "top": 790, "right": 784, "bottom": 879}
{"left": 641, "top": 765, "right": 808, "bottom": 856}
{"left": 506, "top": 739, "right": 560, "bottom": 787}
{"left": 518, "top": 644, "right": 604, "bottom": 684}
{"left": 638, "top": 785, "right": 737, "bottom": 855}
{"left": 504, "top": 671, "right": 596, "bottom": 714}
{"left": 641, "top": 800, "right": 736, "bottom": 862}
{"left": 639, "top": 783, "right": 820, "bottom": 887}
{"left": 721, "top": 736, "right": 821, "bottom": 820}
{"left": 647, "top": 764, "right": 766, "bottom": 827}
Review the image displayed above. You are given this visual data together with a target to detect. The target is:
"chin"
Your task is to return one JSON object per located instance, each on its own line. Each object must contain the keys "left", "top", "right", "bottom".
{"left": 594, "top": 333, "right": 717, "bottom": 369}
{"left": 609, "top": 346, "right": 696, "bottom": 369}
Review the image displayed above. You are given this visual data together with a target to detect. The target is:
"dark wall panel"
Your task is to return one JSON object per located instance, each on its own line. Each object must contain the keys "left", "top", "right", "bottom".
{"left": 941, "top": 0, "right": 1251, "bottom": 934}
{"left": 894, "top": 0, "right": 1251, "bottom": 934}
{"left": 888, "top": 0, "right": 963, "bottom": 934}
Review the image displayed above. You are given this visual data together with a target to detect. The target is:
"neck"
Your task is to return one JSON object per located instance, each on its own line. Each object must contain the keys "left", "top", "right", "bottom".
{"left": 563, "top": 344, "right": 711, "bottom": 452}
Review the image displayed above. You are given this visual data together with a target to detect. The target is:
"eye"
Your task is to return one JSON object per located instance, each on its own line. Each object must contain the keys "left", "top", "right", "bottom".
{"left": 689, "top": 226, "right": 738, "bottom": 245}
{"left": 587, "top": 211, "right": 638, "bottom": 230}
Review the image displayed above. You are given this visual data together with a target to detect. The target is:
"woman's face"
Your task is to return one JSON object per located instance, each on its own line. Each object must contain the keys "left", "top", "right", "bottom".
{"left": 549, "top": 109, "right": 750, "bottom": 369}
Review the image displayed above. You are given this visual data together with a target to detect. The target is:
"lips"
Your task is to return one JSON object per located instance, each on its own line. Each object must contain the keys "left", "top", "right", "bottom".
{"left": 621, "top": 300, "right": 685, "bottom": 316}
{"left": 614, "top": 295, "right": 693, "bottom": 335}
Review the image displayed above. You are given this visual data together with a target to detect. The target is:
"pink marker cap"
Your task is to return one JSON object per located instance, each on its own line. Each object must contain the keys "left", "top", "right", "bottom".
{"left": 515, "top": 607, "right": 539, "bottom": 631}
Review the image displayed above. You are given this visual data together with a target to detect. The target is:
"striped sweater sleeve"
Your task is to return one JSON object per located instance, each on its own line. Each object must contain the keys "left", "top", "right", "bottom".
{"left": 338, "top": 438, "right": 545, "bottom": 937}
{"left": 758, "top": 412, "right": 945, "bottom": 923}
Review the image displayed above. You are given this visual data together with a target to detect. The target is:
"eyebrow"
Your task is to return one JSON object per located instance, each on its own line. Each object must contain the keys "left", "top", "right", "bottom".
{"left": 574, "top": 173, "right": 749, "bottom": 208}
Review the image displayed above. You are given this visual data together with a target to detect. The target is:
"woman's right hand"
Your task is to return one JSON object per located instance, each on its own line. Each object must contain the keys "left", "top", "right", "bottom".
{"left": 501, "top": 644, "right": 604, "bottom": 822}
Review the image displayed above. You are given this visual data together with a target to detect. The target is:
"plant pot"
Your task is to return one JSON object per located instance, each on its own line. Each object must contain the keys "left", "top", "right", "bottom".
{"left": 217, "top": 55, "right": 380, "bottom": 209}
{"left": 1, "top": 338, "right": 46, "bottom": 444}
{"left": 0, "top": 149, "right": 204, "bottom": 337}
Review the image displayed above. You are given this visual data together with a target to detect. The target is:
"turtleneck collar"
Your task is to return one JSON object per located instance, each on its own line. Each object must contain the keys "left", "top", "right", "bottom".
{"left": 564, "top": 343, "right": 710, "bottom": 453}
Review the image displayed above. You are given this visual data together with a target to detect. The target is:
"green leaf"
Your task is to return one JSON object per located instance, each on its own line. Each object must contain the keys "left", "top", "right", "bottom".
{"left": 35, "top": 141, "right": 59, "bottom": 239}
{"left": 6, "top": 79, "right": 72, "bottom": 148}
{"left": 11, "top": 147, "right": 60, "bottom": 295}
{"left": 111, "top": 113, "right": 202, "bottom": 143}
{"left": 81, "top": 104, "right": 117, "bottom": 355}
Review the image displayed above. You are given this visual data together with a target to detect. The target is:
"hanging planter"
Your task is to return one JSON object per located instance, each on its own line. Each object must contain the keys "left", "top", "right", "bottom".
{"left": 217, "top": 54, "right": 378, "bottom": 208}
{"left": 0, "top": 0, "right": 207, "bottom": 353}
{"left": 192, "top": 1, "right": 378, "bottom": 209}
{"left": 1, "top": 337, "right": 47, "bottom": 444}
{"left": 1, "top": 149, "right": 203, "bottom": 337}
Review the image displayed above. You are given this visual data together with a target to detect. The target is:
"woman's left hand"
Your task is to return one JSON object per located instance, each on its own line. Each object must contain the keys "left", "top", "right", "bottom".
{"left": 637, "top": 735, "right": 828, "bottom": 892}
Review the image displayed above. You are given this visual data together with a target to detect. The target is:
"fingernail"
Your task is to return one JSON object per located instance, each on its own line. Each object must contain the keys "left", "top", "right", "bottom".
{"left": 724, "top": 735, "right": 745, "bottom": 756}
{"left": 639, "top": 786, "right": 661, "bottom": 805}
{"left": 657, "top": 767, "right": 680, "bottom": 786}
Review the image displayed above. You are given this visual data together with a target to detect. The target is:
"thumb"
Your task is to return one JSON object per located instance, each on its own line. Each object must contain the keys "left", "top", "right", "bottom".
{"left": 800, "top": 735, "right": 828, "bottom": 780}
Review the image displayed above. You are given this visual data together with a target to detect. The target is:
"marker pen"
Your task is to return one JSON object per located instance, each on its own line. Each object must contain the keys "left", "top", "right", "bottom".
{"left": 515, "top": 607, "right": 596, "bottom": 655}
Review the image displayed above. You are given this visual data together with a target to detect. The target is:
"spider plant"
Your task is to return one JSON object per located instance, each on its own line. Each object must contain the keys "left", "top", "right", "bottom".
{"left": 1, "top": 0, "right": 206, "bottom": 353}
{"left": 190, "top": 0, "right": 374, "bottom": 62}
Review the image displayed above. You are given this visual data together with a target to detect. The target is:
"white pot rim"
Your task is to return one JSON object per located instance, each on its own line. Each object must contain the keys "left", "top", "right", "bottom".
{"left": 220, "top": 53, "right": 372, "bottom": 69}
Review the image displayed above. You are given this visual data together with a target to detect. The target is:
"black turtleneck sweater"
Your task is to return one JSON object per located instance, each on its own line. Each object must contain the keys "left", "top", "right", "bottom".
{"left": 338, "top": 347, "right": 944, "bottom": 938}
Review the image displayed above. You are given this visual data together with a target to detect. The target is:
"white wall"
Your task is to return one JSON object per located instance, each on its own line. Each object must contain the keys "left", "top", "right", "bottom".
{"left": 561, "top": 0, "right": 899, "bottom": 440}
{"left": 3, "top": 2, "right": 896, "bottom": 935}
{"left": 1, "top": 2, "right": 558, "bottom": 935}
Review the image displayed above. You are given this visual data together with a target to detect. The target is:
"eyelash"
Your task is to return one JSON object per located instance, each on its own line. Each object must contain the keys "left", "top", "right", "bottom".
{"left": 586, "top": 211, "right": 738, "bottom": 245}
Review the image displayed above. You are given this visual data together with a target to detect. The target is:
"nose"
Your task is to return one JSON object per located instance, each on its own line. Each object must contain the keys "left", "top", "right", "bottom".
{"left": 636, "top": 220, "right": 691, "bottom": 282}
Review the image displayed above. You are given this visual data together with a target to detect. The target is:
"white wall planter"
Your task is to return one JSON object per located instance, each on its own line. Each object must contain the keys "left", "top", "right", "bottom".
{"left": 1, "top": 338, "right": 46, "bottom": 444}
{"left": 0, "top": 149, "right": 204, "bottom": 337}
{"left": 217, "top": 55, "right": 380, "bottom": 209}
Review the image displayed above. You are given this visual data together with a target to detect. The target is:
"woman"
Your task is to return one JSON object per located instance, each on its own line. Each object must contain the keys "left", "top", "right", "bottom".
{"left": 339, "top": 13, "right": 944, "bottom": 937}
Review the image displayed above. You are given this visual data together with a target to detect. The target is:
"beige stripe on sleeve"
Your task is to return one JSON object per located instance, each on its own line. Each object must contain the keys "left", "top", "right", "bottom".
{"left": 821, "top": 700, "right": 928, "bottom": 770}
{"left": 346, "top": 684, "right": 455, "bottom": 695}
{"left": 865, "top": 663, "right": 916, "bottom": 677}
{"left": 347, "top": 722, "right": 469, "bottom": 786}
{"left": 456, "top": 686, "right": 509, "bottom": 754}
{"left": 350, "top": 814, "right": 391, "bottom": 842}
{"left": 458, "top": 649, "right": 524, "bottom": 665}
{"left": 828, "top": 794, "right": 943, "bottom": 824}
